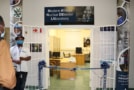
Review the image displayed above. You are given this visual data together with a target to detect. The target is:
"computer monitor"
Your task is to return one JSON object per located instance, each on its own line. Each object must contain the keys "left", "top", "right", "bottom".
{"left": 49, "top": 51, "right": 53, "bottom": 58}
{"left": 52, "top": 52, "right": 60, "bottom": 58}
{"left": 76, "top": 47, "right": 82, "bottom": 54}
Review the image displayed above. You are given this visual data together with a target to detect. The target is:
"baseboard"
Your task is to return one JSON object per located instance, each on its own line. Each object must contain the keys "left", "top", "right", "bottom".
{"left": 96, "top": 88, "right": 134, "bottom": 90}
{"left": 128, "top": 88, "right": 134, "bottom": 90}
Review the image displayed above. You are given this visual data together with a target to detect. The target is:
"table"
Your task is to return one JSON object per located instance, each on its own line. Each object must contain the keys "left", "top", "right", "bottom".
{"left": 49, "top": 58, "right": 60, "bottom": 77}
{"left": 50, "top": 58, "right": 76, "bottom": 79}
{"left": 73, "top": 54, "right": 85, "bottom": 65}
{"left": 60, "top": 58, "right": 76, "bottom": 80}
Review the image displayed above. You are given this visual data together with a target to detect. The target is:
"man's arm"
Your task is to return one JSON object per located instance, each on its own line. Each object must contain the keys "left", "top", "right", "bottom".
{"left": 12, "top": 60, "right": 21, "bottom": 64}
{"left": 20, "top": 56, "right": 31, "bottom": 61}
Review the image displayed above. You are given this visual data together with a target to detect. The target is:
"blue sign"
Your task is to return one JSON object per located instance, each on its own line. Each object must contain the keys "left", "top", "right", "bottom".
{"left": 44, "top": 6, "right": 94, "bottom": 25}
{"left": 116, "top": 71, "right": 128, "bottom": 90}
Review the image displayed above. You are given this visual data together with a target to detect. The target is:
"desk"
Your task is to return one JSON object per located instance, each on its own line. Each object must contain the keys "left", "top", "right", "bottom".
{"left": 60, "top": 58, "right": 76, "bottom": 80}
{"left": 50, "top": 58, "right": 76, "bottom": 79}
{"left": 49, "top": 58, "right": 60, "bottom": 77}
{"left": 73, "top": 54, "right": 85, "bottom": 65}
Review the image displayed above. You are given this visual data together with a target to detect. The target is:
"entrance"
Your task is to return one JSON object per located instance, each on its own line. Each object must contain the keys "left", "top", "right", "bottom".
{"left": 48, "top": 28, "right": 91, "bottom": 90}
{"left": 22, "top": 25, "right": 117, "bottom": 90}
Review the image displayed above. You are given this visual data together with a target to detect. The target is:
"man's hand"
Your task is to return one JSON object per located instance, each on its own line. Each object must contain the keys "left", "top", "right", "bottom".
{"left": 13, "top": 60, "right": 21, "bottom": 64}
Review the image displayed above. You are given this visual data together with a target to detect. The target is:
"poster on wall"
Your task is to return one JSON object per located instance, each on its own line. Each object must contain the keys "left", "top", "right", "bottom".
{"left": 10, "top": 0, "right": 23, "bottom": 47}
{"left": 30, "top": 43, "right": 42, "bottom": 52}
{"left": 116, "top": 0, "right": 130, "bottom": 90}
{"left": 83, "top": 37, "right": 90, "bottom": 47}
{"left": 44, "top": 6, "right": 94, "bottom": 25}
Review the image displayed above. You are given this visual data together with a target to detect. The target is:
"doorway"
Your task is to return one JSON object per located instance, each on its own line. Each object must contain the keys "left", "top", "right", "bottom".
{"left": 48, "top": 28, "right": 91, "bottom": 90}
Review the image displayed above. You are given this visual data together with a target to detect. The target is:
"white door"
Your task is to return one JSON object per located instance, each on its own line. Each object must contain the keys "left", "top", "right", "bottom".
{"left": 23, "top": 25, "right": 49, "bottom": 90}
{"left": 90, "top": 26, "right": 117, "bottom": 90}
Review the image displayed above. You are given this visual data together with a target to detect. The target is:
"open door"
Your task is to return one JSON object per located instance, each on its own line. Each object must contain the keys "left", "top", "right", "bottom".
{"left": 23, "top": 25, "right": 49, "bottom": 90}
{"left": 90, "top": 26, "right": 117, "bottom": 90}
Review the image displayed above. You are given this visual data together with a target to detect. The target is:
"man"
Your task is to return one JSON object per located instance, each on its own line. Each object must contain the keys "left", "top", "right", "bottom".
{"left": 0, "top": 16, "right": 16, "bottom": 90}
{"left": 0, "top": 15, "right": 6, "bottom": 90}
{"left": 0, "top": 16, "right": 5, "bottom": 40}
{"left": 10, "top": 35, "right": 31, "bottom": 90}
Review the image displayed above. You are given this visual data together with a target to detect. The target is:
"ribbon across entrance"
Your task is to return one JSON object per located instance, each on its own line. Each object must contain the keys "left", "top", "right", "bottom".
{"left": 38, "top": 60, "right": 110, "bottom": 90}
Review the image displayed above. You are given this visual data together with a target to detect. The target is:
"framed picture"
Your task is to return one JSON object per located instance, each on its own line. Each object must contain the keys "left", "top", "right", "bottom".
{"left": 30, "top": 43, "right": 42, "bottom": 52}
{"left": 83, "top": 37, "right": 90, "bottom": 47}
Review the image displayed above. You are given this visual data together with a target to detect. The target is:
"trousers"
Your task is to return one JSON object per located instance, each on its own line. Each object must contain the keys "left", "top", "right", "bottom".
{"left": 0, "top": 87, "right": 10, "bottom": 90}
{"left": 14, "top": 72, "right": 27, "bottom": 90}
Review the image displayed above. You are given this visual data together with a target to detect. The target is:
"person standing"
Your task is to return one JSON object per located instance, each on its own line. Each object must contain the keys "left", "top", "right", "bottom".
{"left": 0, "top": 16, "right": 5, "bottom": 40}
{"left": 10, "top": 35, "right": 31, "bottom": 90}
{"left": 0, "top": 16, "right": 16, "bottom": 90}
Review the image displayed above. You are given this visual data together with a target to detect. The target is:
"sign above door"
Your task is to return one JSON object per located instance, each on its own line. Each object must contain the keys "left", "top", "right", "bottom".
{"left": 44, "top": 6, "right": 94, "bottom": 25}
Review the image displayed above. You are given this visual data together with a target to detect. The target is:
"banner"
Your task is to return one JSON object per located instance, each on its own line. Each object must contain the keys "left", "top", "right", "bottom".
{"left": 44, "top": 6, "right": 94, "bottom": 25}
{"left": 10, "top": 0, "right": 23, "bottom": 47}
{"left": 116, "top": 0, "right": 130, "bottom": 90}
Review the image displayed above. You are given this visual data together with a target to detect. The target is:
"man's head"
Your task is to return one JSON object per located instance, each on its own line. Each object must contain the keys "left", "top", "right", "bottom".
{"left": 15, "top": 35, "right": 25, "bottom": 46}
{"left": 0, "top": 16, "right": 5, "bottom": 37}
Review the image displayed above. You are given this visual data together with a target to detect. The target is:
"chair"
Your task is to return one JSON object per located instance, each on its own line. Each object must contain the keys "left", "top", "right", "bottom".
{"left": 85, "top": 53, "right": 90, "bottom": 63}
{"left": 63, "top": 52, "right": 71, "bottom": 58}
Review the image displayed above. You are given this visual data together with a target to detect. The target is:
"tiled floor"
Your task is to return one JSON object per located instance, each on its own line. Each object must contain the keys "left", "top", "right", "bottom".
{"left": 48, "top": 63, "right": 90, "bottom": 90}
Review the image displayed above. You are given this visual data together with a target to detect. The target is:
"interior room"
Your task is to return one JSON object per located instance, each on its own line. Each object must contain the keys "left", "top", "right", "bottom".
{"left": 0, "top": 0, "right": 134, "bottom": 90}
{"left": 49, "top": 28, "right": 91, "bottom": 61}
{"left": 48, "top": 28, "right": 91, "bottom": 90}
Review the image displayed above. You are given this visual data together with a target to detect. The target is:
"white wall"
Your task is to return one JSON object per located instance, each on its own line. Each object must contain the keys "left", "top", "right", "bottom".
{"left": 129, "top": 0, "right": 134, "bottom": 88}
{"left": 0, "top": 0, "right": 10, "bottom": 27}
{"left": 23, "top": 0, "right": 116, "bottom": 26}
{"left": 0, "top": 0, "right": 117, "bottom": 42}
{"left": 59, "top": 29, "right": 90, "bottom": 50}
